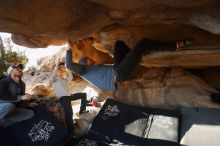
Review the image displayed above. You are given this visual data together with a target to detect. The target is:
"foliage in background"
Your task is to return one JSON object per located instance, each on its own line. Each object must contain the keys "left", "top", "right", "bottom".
{"left": 0, "top": 36, "right": 28, "bottom": 77}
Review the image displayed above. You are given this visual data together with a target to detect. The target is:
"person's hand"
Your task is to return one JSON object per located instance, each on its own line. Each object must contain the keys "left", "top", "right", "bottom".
{"left": 29, "top": 102, "right": 38, "bottom": 107}
{"left": 67, "top": 38, "right": 74, "bottom": 50}
{"left": 20, "top": 94, "right": 31, "bottom": 101}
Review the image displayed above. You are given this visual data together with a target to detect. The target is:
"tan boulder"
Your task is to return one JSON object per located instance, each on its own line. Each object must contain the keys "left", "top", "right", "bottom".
{"left": 114, "top": 67, "right": 219, "bottom": 109}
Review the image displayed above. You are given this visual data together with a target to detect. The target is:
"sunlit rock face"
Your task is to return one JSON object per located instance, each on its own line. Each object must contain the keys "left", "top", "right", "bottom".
{"left": 38, "top": 38, "right": 113, "bottom": 72}
{"left": 37, "top": 47, "right": 67, "bottom": 72}
{"left": 68, "top": 38, "right": 113, "bottom": 64}
{"left": 22, "top": 71, "right": 55, "bottom": 97}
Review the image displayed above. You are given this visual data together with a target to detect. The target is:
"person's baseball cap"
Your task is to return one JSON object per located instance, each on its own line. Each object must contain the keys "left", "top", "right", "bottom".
{"left": 7, "top": 64, "right": 24, "bottom": 75}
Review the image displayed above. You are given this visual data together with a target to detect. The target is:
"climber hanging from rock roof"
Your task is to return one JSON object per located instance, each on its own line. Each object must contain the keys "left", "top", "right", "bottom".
{"left": 65, "top": 38, "right": 188, "bottom": 90}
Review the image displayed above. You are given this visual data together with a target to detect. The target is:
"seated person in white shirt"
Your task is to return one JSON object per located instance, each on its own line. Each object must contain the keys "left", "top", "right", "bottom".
{"left": 50, "top": 61, "right": 73, "bottom": 98}
{"left": 50, "top": 61, "right": 87, "bottom": 139}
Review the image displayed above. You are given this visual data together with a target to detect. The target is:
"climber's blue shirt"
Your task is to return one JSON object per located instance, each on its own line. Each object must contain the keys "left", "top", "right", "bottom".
{"left": 66, "top": 50, "right": 116, "bottom": 90}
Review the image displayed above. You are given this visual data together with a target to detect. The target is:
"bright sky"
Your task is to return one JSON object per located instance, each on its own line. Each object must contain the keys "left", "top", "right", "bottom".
{"left": 0, "top": 32, "right": 64, "bottom": 69}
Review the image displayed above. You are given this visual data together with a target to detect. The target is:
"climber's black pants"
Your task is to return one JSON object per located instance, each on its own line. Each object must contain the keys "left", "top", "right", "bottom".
{"left": 114, "top": 39, "right": 176, "bottom": 83}
{"left": 59, "top": 93, "right": 87, "bottom": 138}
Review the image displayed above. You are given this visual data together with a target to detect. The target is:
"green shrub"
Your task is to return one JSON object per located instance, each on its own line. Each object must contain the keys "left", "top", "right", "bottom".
{"left": 0, "top": 36, "right": 28, "bottom": 77}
